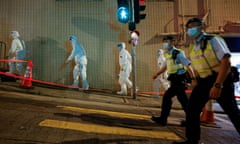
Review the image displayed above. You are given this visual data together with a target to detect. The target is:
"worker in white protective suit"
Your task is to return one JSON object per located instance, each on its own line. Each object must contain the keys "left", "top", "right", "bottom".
{"left": 8, "top": 31, "right": 26, "bottom": 76}
{"left": 117, "top": 42, "right": 132, "bottom": 95}
{"left": 65, "top": 35, "right": 89, "bottom": 89}
{"left": 152, "top": 49, "right": 169, "bottom": 97}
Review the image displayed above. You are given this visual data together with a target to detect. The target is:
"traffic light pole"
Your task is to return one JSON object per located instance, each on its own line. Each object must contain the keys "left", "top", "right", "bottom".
{"left": 128, "top": 0, "right": 135, "bottom": 31}
{"left": 129, "top": 0, "right": 137, "bottom": 99}
{"left": 130, "top": 0, "right": 134, "bottom": 22}
{"left": 131, "top": 44, "right": 137, "bottom": 99}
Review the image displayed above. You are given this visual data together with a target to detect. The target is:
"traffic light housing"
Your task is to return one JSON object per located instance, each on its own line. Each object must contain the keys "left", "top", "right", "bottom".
{"left": 134, "top": 0, "right": 146, "bottom": 24}
{"left": 117, "top": 0, "right": 129, "bottom": 24}
{"left": 128, "top": 22, "right": 136, "bottom": 31}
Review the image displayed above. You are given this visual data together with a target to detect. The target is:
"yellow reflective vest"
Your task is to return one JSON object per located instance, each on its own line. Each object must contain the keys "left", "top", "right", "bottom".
{"left": 189, "top": 40, "right": 220, "bottom": 78}
{"left": 164, "top": 49, "right": 184, "bottom": 74}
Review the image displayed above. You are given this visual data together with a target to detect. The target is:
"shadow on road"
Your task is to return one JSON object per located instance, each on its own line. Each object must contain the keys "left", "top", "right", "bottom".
{"left": 54, "top": 112, "right": 157, "bottom": 130}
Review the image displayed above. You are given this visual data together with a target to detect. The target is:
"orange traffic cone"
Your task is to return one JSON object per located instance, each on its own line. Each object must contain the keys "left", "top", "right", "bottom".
{"left": 21, "top": 60, "right": 33, "bottom": 88}
{"left": 200, "top": 100, "right": 215, "bottom": 124}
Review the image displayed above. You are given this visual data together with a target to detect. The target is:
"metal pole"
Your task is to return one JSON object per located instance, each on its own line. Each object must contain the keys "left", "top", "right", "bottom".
{"left": 131, "top": 45, "right": 137, "bottom": 99}
{"left": 130, "top": 0, "right": 134, "bottom": 23}
{"left": 129, "top": 0, "right": 137, "bottom": 99}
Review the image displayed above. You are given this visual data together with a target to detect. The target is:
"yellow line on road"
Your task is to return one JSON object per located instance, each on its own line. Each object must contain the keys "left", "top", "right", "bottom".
{"left": 39, "top": 119, "right": 181, "bottom": 140}
{"left": 57, "top": 106, "right": 151, "bottom": 120}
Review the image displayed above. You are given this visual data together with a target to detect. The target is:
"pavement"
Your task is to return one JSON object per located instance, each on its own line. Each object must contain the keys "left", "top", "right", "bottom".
{"left": 0, "top": 80, "right": 183, "bottom": 110}
{"left": 0, "top": 80, "right": 235, "bottom": 112}
{"left": 0, "top": 80, "right": 240, "bottom": 144}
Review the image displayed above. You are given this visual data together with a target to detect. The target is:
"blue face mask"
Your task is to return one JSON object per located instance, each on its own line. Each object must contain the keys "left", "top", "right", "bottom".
{"left": 163, "top": 42, "right": 170, "bottom": 50}
{"left": 187, "top": 27, "right": 200, "bottom": 38}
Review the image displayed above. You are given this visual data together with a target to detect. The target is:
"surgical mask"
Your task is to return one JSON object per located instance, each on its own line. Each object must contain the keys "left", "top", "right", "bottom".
{"left": 163, "top": 42, "right": 170, "bottom": 50}
{"left": 187, "top": 27, "right": 200, "bottom": 38}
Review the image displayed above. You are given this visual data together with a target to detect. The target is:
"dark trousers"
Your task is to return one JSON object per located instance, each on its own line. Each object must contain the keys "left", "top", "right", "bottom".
{"left": 160, "top": 74, "right": 188, "bottom": 122}
{"left": 186, "top": 73, "right": 240, "bottom": 141}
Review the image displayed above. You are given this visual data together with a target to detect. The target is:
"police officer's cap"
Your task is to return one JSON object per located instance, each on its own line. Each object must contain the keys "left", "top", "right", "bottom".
{"left": 185, "top": 17, "right": 203, "bottom": 27}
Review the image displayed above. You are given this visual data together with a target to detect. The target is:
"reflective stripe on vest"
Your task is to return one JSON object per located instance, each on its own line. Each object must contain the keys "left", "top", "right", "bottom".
{"left": 164, "top": 49, "right": 184, "bottom": 74}
{"left": 189, "top": 42, "right": 220, "bottom": 78}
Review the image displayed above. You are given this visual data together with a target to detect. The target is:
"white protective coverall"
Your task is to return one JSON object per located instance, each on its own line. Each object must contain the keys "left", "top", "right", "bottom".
{"left": 8, "top": 31, "right": 26, "bottom": 76}
{"left": 117, "top": 42, "right": 132, "bottom": 95}
{"left": 66, "top": 35, "right": 89, "bottom": 89}
{"left": 152, "top": 49, "right": 169, "bottom": 97}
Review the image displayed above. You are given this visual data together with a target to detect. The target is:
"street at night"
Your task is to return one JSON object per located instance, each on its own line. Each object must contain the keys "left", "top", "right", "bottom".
{"left": 0, "top": 83, "right": 239, "bottom": 144}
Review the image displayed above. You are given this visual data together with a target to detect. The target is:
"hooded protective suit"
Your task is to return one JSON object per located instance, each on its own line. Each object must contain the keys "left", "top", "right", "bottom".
{"left": 66, "top": 35, "right": 89, "bottom": 89}
{"left": 117, "top": 42, "right": 132, "bottom": 95}
{"left": 8, "top": 31, "right": 26, "bottom": 75}
{"left": 153, "top": 49, "right": 169, "bottom": 97}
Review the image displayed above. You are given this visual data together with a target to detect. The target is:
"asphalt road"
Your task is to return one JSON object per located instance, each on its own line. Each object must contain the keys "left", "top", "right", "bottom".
{"left": 0, "top": 91, "right": 185, "bottom": 144}
{"left": 0, "top": 90, "right": 239, "bottom": 144}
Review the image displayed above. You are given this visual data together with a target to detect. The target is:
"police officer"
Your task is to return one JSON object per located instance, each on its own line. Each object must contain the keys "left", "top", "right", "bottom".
{"left": 173, "top": 18, "right": 240, "bottom": 144}
{"left": 151, "top": 36, "right": 196, "bottom": 126}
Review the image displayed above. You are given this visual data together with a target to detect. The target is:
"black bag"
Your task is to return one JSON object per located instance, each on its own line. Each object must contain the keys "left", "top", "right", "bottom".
{"left": 230, "top": 66, "right": 239, "bottom": 82}
{"left": 172, "top": 49, "right": 180, "bottom": 63}
{"left": 171, "top": 49, "right": 191, "bottom": 83}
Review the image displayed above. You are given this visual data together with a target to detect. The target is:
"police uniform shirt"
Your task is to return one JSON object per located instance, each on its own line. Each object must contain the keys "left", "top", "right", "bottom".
{"left": 167, "top": 47, "right": 191, "bottom": 75}
{"left": 193, "top": 33, "right": 231, "bottom": 61}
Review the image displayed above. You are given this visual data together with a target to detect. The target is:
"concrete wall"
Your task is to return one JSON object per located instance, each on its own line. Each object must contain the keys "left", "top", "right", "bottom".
{"left": 0, "top": 0, "right": 239, "bottom": 93}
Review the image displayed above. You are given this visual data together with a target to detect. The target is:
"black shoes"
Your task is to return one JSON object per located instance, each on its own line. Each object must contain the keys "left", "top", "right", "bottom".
{"left": 151, "top": 116, "right": 167, "bottom": 126}
{"left": 151, "top": 116, "right": 187, "bottom": 127}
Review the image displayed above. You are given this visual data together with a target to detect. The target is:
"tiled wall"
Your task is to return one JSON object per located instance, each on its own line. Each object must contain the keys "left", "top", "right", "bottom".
{"left": 0, "top": 0, "right": 239, "bottom": 93}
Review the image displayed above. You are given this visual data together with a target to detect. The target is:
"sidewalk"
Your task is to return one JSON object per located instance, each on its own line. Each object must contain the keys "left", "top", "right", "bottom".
{"left": 0, "top": 81, "right": 184, "bottom": 110}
